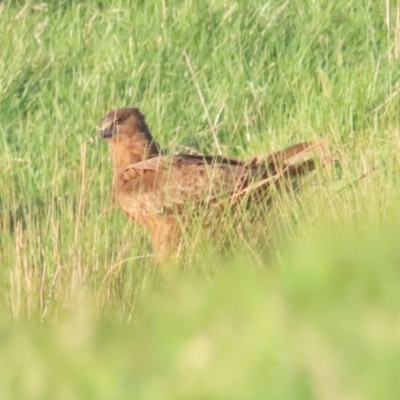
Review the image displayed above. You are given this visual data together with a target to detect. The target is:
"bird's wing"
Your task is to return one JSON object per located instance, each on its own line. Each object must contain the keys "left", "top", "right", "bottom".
{"left": 117, "top": 155, "right": 251, "bottom": 216}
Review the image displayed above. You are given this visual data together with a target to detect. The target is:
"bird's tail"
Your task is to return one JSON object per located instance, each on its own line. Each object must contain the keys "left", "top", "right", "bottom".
{"left": 262, "top": 140, "right": 331, "bottom": 177}
{"left": 223, "top": 140, "right": 333, "bottom": 204}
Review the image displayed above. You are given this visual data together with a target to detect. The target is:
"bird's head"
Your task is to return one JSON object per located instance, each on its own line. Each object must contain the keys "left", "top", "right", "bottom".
{"left": 99, "top": 108, "right": 160, "bottom": 160}
{"left": 99, "top": 108, "right": 151, "bottom": 142}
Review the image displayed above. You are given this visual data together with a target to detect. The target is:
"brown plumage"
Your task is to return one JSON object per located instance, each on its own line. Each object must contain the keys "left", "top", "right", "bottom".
{"left": 99, "top": 108, "right": 326, "bottom": 261}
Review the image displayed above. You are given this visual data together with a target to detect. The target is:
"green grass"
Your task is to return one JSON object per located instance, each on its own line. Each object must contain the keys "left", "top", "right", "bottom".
{"left": 1, "top": 0, "right": 400, "bottom": 398}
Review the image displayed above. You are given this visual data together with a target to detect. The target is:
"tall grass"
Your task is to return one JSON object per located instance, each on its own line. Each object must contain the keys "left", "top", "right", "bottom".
{"left": 1, "top": 0, "right": 400, "bottom": 398}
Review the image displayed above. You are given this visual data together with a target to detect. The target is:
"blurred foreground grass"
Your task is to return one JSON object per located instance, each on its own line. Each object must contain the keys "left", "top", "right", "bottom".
{"left": 1, "top": 0, "right": 400, "bottom": 398}
{"left": 1, "top": 227, "right": 400, "bottom": 399}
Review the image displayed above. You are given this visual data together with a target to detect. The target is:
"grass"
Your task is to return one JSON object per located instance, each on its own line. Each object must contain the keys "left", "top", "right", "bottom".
{"left": 1, "top": 0, "right": 400, "bottom": 398}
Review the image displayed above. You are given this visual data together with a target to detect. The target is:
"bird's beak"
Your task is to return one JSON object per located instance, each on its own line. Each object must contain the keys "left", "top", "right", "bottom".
{"left": 99, "top": 122, "right": 114, "bottom": 139}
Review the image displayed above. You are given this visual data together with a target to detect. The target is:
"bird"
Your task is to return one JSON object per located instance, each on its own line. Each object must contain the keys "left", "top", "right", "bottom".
{"left": 99, "top": 107, "right": 327, "bottom": 261}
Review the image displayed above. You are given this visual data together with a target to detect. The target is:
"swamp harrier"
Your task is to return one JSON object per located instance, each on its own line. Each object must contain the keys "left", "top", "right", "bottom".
{"left": 99, "top": 108, "right": 327, "bottom": 261}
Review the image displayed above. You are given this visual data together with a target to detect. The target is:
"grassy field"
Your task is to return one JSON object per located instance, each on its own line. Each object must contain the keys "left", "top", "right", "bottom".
{"left": 1, "top": 0, "right": 400, "bottom": 398}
